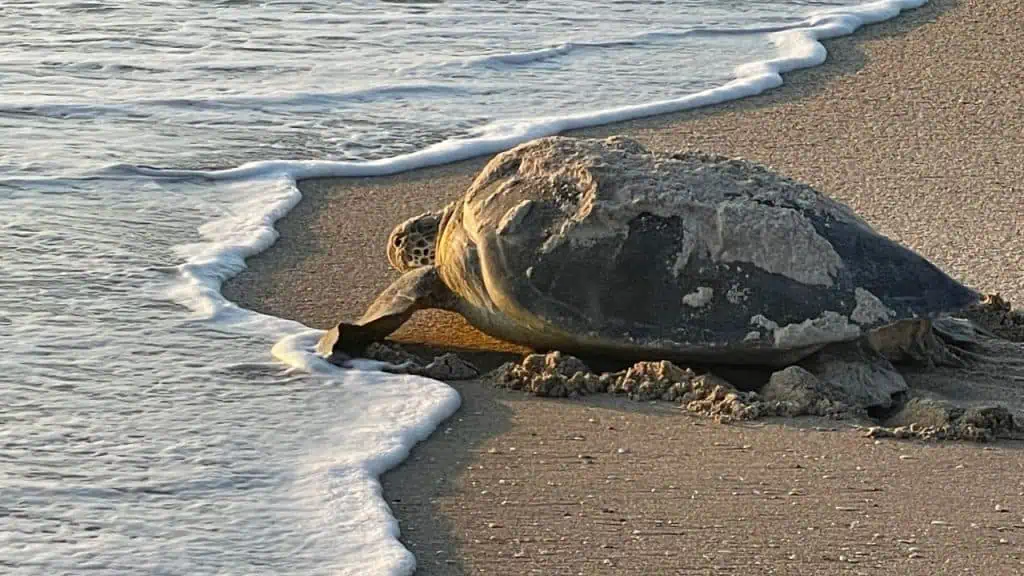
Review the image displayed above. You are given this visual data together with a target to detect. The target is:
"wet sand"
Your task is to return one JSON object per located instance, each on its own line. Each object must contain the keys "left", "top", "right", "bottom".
{"left": 224, "top": 0, "right": 1024, "bottom": 573}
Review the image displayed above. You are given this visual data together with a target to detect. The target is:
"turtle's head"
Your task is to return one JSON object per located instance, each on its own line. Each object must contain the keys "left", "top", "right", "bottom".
{"left": 387, "top": 210, "right": 443, "bottom": 272}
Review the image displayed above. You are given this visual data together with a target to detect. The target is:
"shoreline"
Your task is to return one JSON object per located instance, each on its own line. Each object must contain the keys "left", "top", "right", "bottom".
{"left": 223, "top": 0, "right": 1024, "bottom": 573}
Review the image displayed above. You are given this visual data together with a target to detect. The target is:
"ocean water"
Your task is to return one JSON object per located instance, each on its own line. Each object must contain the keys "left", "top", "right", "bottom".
{"left": 1, "top": 0, "right": 926, "bottom": 574}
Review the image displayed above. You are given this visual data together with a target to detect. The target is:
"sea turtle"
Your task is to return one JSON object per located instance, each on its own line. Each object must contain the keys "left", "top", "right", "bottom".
{"left": 318, "top": 136, "right": 979, "bottom": 370}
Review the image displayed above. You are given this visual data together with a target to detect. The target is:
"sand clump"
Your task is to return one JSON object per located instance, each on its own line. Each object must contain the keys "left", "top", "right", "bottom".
{"left": 491, "top": 351, "right": 867, "bottom": 423}
{"left": 361, "top": 341, "right": 423, "bottom": 366}
{"left": 489, "top": 349, "right": 1018, "bottom": 440}
{"left": 961, "top": 294, "right": 1024, "bottom": 342}
{"left": 864, "top": 397, "right": 1016, "bottom": 442}
{"left": 354, "top": 342, "right": 480, "bottom": 380}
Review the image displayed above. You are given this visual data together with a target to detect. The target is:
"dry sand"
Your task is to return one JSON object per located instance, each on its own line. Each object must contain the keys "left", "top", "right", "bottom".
{"left": 223, "top": 0, "right": 1024, "bottom": 573}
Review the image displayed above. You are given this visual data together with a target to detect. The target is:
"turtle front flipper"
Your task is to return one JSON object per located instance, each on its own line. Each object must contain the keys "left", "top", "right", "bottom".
{"left": 317, "top": 266, "right": 446, "bottom": 362}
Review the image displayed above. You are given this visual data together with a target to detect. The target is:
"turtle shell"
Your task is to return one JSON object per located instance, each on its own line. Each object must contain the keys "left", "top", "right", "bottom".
{"left": 442, "top": 136, "right": 978, "bottom": 364}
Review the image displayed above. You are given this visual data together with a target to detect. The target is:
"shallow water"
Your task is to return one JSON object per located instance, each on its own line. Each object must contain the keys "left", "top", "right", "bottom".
{"left": 1, "top": 0, "right": 883, "bottom": 175}
{"left": 1, "top": 0, "right": 924, "bottom": 573}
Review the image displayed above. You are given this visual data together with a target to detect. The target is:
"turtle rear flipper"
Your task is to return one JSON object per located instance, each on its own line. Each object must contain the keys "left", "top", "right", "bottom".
{"left": 317, "top": 266, "right": 446, "bottom": 362}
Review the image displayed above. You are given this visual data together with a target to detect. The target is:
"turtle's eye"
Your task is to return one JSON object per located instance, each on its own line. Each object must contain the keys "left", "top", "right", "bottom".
{"left": 393, "top": 236, "right": 403, "bottom": 247}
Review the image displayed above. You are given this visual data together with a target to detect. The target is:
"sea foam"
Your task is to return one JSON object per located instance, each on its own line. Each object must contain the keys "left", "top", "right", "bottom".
{"left": 167, "top": 175, "right": 460, "bottom": 575}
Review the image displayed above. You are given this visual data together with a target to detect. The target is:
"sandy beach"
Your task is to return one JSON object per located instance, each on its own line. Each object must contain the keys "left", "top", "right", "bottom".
{"left": 224, "top": 0, "right": 1024, "bottom": 573}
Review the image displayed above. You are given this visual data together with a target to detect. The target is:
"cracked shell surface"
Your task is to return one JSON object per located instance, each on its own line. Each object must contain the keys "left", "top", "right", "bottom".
{"left": 441, "top": 136, "right": 979, "bottom": 365}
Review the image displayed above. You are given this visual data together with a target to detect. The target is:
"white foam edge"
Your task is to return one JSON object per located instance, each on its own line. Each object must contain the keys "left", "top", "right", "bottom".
{"left": 168, "top": 272, "right": 463, "bottom": 576}
{"left": 275, "top": 330, "right": 462, "bottom": 576}
{"left": 129, "top": 0, "right": 927, "bottom": 185}
{"left": 163, "top": 174, "right": 461, "bottom": 576}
